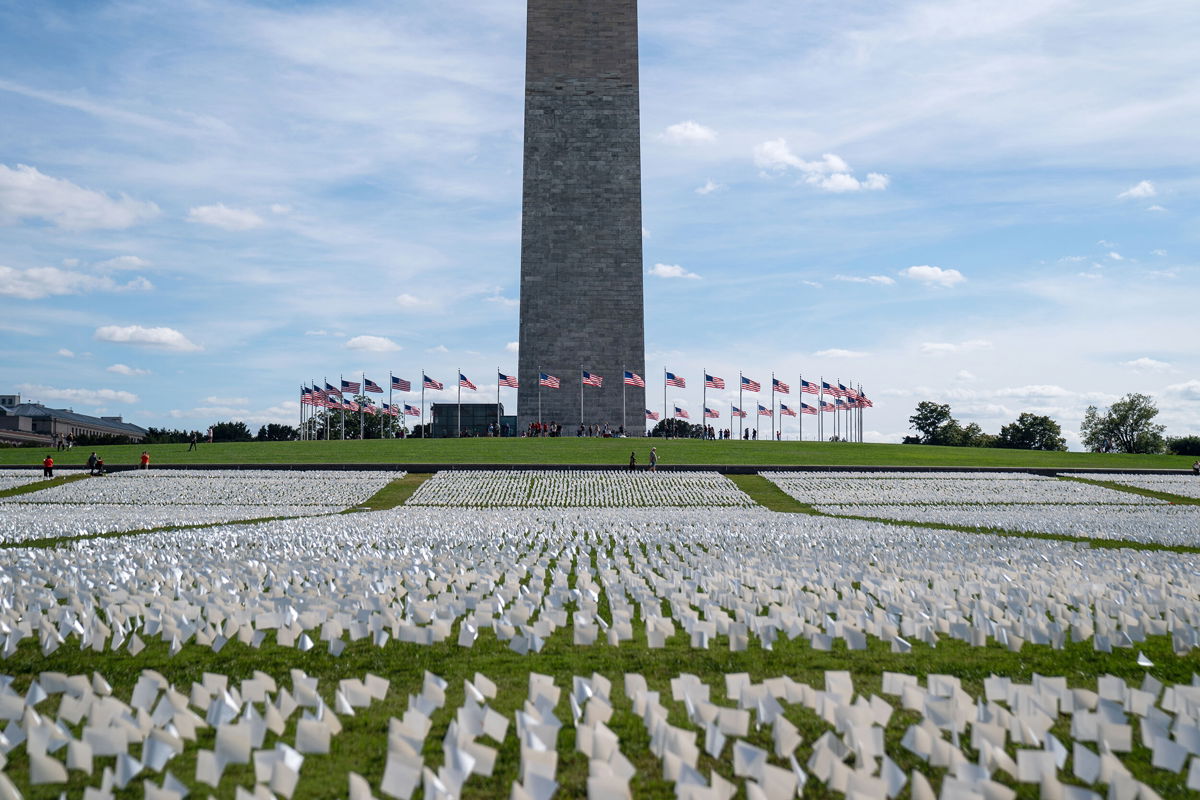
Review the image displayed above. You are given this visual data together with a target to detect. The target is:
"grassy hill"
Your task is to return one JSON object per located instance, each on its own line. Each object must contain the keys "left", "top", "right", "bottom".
{"left": 1, "top": 437, "right": 1189, "bottom": 469}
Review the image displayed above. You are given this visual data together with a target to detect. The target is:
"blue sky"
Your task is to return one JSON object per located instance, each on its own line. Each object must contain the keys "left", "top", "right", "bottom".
{"left": 1, "top": 0, "right": 1196, "bottom": 444}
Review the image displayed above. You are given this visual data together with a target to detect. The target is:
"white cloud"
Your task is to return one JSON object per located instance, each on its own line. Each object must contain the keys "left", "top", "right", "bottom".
{"left": 485, "top": 289, "right": 518, "bottom": 308}
{"left": 17, "top": 383, "right": 138, "bottom": 405}
{"left": 204, "top": 396, "right": 249, "bottom": 406}
{"left": 1151, "top": 249, "right": 1167, "bottom": 256}
{"left": 1108, "top": 251, "right": 1123, "bottom": 261}
{"left": 900, "top": 265, "right": 966, "bottom": 287}
{"left": 1121, "top": 357, "right": 1172, "bottom": 373}
{"left": 753, "top": 139, "right": 888, "bottom": 192}
{"left": 1117, "top": 180, "right": 1156, "bottom": 199}
{"left": 813, "top": 348, "right": 870, "bottom": 358}
{"left": 396, "top": 293, "right": 429, "bottom": 308}
{"left": 303, "top": 329, "right": 329, "bottom": 336}
{"left": 648, "top": 263, "right": 700, "bottom": 280}
{"left": 1163, "top": 380, "right": 1200, "bottom": 403}
{"left": 955, "top": 370, "right": 976, "bottom": 381}
{"left": 427, "top": 345, "right": 449, "bottom": 354}
{"left": 505, "top": 341, "right": 519, "bottom": 353}
{"left": 834, "top": 274, "right": 895, "bottom": 286}
{"left": 1097, "top": 240, "right": 1117, "bottom": 249}
{"left": 94, "top": 324, "right": 202, "bottom": 351}
{"left": 920, "top": 339, "right": 992, "bottom": 355}
{"left": 270, "top": 203, "right": 292, "bottom": 214}
{"left": 169, "top": 402, "right": 297, "bottom": 426}
{"left": 1147, "top": 205, "right": 1166, "bottom": 212}
{"left": 695, "top": 179, "right": 723, "bottom": 195}
{"left": 344, "top": 334, "right": 401, "bottom": 352}
{"left": 801, "top": 280, "right": 823, "bottom": 288}
{"left": 0, "top": 265, "right": 152, "bottom": 299}
{"left": 993, "top": 385, "right": 1074, "bottom": 399}
{"left": 96, "top": 255, "right": 152, "bottom": 271}
{"left": 0, "top": 163, "right": 159, "bottom": 229}
{"left": 660, "top": 121, "right": 717, "bottom": 144}
{"left": 187, "top": 203, "right": 264, "bottom": 230}
{"left": 56, "top": 349, "right": 74, "bottom": 358}
{"left": 106, "top": 364, "right": 150, "bottom": 376}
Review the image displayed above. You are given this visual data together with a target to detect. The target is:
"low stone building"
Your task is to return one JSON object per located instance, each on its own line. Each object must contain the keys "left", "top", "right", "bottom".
{"left": 0, "top": 394, "right": 147, "bottom": 445}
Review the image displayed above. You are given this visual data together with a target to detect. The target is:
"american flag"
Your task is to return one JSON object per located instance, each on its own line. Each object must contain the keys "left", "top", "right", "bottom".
{"left": 325, "top": 382, "right": 342, "bottom": 395}
{"left": 346, "top": 400, "right": 360, "bottom": 411}
{"left": 391, "top": 376, "right": 412, "bottom": 392}
{"left": 741, "top": 376, "right": 761, "bottom": 392}
{"left": 758, "top": 404, "right": 772, "bottom": 417}
{"left": 539, "top": 373, "right": 560, "bottom": 389}
{"left": 780, "top": 404, "right": 797, "bottom": 417}
{"left": 665, "top": 372, "right": 686, "bottom": 388}
{"left": 838, "top": 382, "right": 854, "bottom": 399}
{"left": 364, "top": 378, "right": 383, "bottom": 393}
{"left": 645, "top": 409, "right": 660, "bottom": 420}
{"left": 342, "top": 379, "right": 361, "bottom": 393}
{"left": 363, "top": 404, "right": 378, "bottom": 416}
{"left": 624, "top": 371, "right": 645, "bottom": 387}
{"left": 820, "top": 400, "right": 835, "bottom": 412}
{"left": 704, "top": 407, "right": 720, "bottom": 419}
{"left": 800, "top": 379, "right": 819, "bottom": 395}
{"left": 423, "top": 374, "right": 443, "bottom": 390}
{"left": 731, "top": 406, "right": 748, "bottom": 418}
{"left": 498, "top": 372, "right": 519, "bottom": 388}
{"left": 582, "top": 371, "right": 603, "bottom": 387}
{"left": 404, "top": 404, "right": 421, "bottom": 416}
{"left": 705, "top": 374, "right": 725, "bottom": 389}
{"left": 301, "top": 388, "right": 313, "bottom": 405}
{"left": 801, "top": 402, "right": 817, "bottom": 415}
{"left": 674, "top": 406, "right": 690, "bottom": 419}
{"left": 773, "top": 378, "right": 790, "bottom": 394}
{"left": 459, "top": 373, "right": 477, "bottom": 390}
{"left": 822, "top": 381, "right": 842, "bottom": 398}
{"left": 859, "top": 394, "right": 874, "bottom": 408}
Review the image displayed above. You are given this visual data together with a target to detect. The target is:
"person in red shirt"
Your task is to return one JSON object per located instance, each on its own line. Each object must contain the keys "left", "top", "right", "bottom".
{"left": 42, "top": 455, "right": 54, "bottom": 478}
{"left": 140, "top": 451, "right": 151, "bottom": 470}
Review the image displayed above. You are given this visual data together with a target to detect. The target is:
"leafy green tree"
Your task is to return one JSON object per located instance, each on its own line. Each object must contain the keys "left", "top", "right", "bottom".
{"left": 1080, "top": 393, "right": 1165, "bottom": 454}
{"left": 996, "top": 413, "right": 1067, "bottom": 451}
{"left": 255, "top": 424, "right": 298, "bottom": 441}
{"left": 209, "top": 421, "right": 253, "bottom": 442}
{"left": 909, "top": 402, "right": 954, "bottom": 444}
{"left": 1167, "top": 436, "right": 1200, "bottom": 456}
{"left": 651, "top": 418, "right": 705, "bottom": 438}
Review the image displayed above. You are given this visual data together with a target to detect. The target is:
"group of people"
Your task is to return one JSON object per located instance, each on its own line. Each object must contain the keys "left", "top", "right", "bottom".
{"left": 526, "top": 421, "right": 562, "bottom": 437}
{"left": 627, "top": 447, "right": 659, "bottom": 471}
{"left": 39, "top": 451, "right": 152, "bottom": 478}
{"left": 52, "top": 433, "right": 76, "bottom": 451}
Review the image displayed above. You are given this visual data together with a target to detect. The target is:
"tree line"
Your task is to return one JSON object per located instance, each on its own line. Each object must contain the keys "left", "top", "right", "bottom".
{"left": 906, "top": 393, "right": 1199, "bottom": 455}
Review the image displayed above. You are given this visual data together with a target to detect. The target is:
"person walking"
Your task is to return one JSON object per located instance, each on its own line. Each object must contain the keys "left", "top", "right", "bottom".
{"left": 1193, "top": 460, "right": 1199, "bottom": 476}
{"left": 87, "top": 452, "right": 98, "bottom": 475}
{"left": 140, "top": 451, "right": 151, "bottom": 470}
{"left": 648, "top": 447, "right": 658, "bottom": 472}
{"left": 188, "top": 432, "right": 198, "bottom": 451}
{"left": 42, "top": 454, "right": 54, "bottom": 478}
{"left": 628, "top": 451, "right": 637, "bottom": 471}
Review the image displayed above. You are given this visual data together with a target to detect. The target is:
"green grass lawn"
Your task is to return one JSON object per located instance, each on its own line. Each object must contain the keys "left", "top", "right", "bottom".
{"left": 1, "top": 438, "right": 1190, "bottom": 469}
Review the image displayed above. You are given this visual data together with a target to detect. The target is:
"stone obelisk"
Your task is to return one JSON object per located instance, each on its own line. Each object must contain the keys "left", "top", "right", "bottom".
{"left": 517, "top": 0, "right": 645, "bottom": 434}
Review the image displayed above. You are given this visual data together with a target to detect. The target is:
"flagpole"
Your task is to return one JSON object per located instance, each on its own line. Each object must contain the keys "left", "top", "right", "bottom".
{"left": 818, "top": 377, "right": 823, "bottom": 442}
{"left": 420, "top": 370, "right": 425, "bottom": 438}
{"left": 771, "top": 372, "right": 776, "bottom": 442}
{"left": 388, "top": 374, "right": 393, "bottom": 439}
{"left": 702, "top": 368, "right": 707, "bottom": 442}
{"left": 496, "top": 367, "right": 500, "bottom": 438}
{"left": 457, "top": 368, "right": 462, "bottom": 438}
{"left": 580, "top": 365, "right": 584, "bottom": 430}
{"left": 662, "top": 367, "right": 667, "bottom": 438}
{"left": 738, "top": 372, "right": 744, "bottom": 440}
{"left": 323, "top": 377, "right": 329, "bottom": 440}
{"left": 622, "top": 364, "right": 626, "bottom": 435}
{"left": 799, "top": 375, "right": 803, "bottom": 443}
{"left": 538, "top": 365, "right": 542, "bottom": 430}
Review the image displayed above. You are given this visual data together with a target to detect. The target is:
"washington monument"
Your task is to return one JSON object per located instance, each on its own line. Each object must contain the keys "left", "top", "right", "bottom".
{"left": 517, "top": 0, "right": 646, "bottom": 432}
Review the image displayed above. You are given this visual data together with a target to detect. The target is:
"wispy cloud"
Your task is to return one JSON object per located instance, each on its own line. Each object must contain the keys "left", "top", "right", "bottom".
{"left": 1117, "top": 180, "right": 1156, "bottom": 199}
{"left": 660, "top": 121, "right": 717, "bottom": 144}
{"left": 107, "top": 363, "right": 151, "bottom": 376}
{"left": 188, "top": 203, "right": 265, "bottom": 230}
{"left": 17, "top": 383, "right": 139, "bottom": 405}
{"left": 344, "top": 335, "right": 401, "bottom": 352}
{"left": 753, "top": 140, "right": 888, "bottom": 192}
{"left": 0, "top": 163, "right": 159, "bottom": 229}
{"left": 834, "top": 274, "right": 895, "bottom": 286}
{"left": 0, "top": 265, "right": 152, "bottom": 300}
{"left": 900, "top": 265, "right": 965, "bottom": 287}
{"left": 648, "top": 263, "right": 701, "bottom": 280}
{"left": 94, "top": 325, "right": 201, "bottom": 351}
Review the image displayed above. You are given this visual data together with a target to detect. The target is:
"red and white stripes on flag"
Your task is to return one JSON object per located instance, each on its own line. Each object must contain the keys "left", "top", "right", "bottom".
{"left": 674, "top": 406, "right": 690, "bottom": 419}
{"left": 780, "top": 404, "right": 797, "bottom": 417}
{"left": 582, "top": 371, "right": 603, "bottom": 387}
{"left": 498, "top": 372, "right": 519, "bottom": 388}
{"left": 459, "top": 373, "right": 477, "bottom": 390}
{"left": 665, "top": 372, "right": 686, "bottom": 388}
{"left": 705, "top": 374, "right": 725, "bottom": 389}
{"left": 539, "top": 373, "right": 560, "bottom": 388}
{"left": 758, "top": 404, "right": 772, "bottom": 417}
{"left": 645, "top": 409, "right": 660, "bottom": 420}
{"left": 773, "top": 378, "right": 790, "bottom": 394}
{"left": 741, "top": 376, "right": 761, "bottom": 392}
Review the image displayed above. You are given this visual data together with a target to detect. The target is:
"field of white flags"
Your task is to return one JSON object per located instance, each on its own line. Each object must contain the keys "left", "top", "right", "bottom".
{"left": 0, "top": 505, "right": 1199, "bottom": 797}
{"left": 1062, "top": 473, "right": 1200, "bottom": 500}
{"left": 406, "top": 470, "right": 756, "bottom": 507}
{"left": 0, "top": 469, "right": 1198, "bottom": 798}
{"left": 763, "top": 471, "right": 1200, "bottom": 547}
{"left": 0, "top": 469, "right": 400, "bottom": 545}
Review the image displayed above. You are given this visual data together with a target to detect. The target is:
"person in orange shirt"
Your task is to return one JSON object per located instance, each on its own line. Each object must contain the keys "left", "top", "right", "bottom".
{"left": 140, "top": 451, "right": 151, "bottom": 470}
{"left": 42, "top": 455, "right": 54, "bottom": 478}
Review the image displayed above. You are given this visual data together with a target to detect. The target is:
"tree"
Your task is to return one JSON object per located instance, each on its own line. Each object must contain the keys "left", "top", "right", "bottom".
{"left": 651, "top": 418, "right": 704, "bottom": 438}
{"left": 210, "top": 421, "right": 253, "bottom": 443}
{"left": 996, "top": 413, "right": 1067, "bottom": 451}
{"left": 1080, "top": 393, "right": 1165, "bottom": 454}
{"left": 256, "top": 424, "right": 298, "bottom": 442}
{"left": 1167, "top": 436, "right": 1200, "bottom": 456}
{"left": 908, "top": 402, "right": 954, "bottom": 444}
